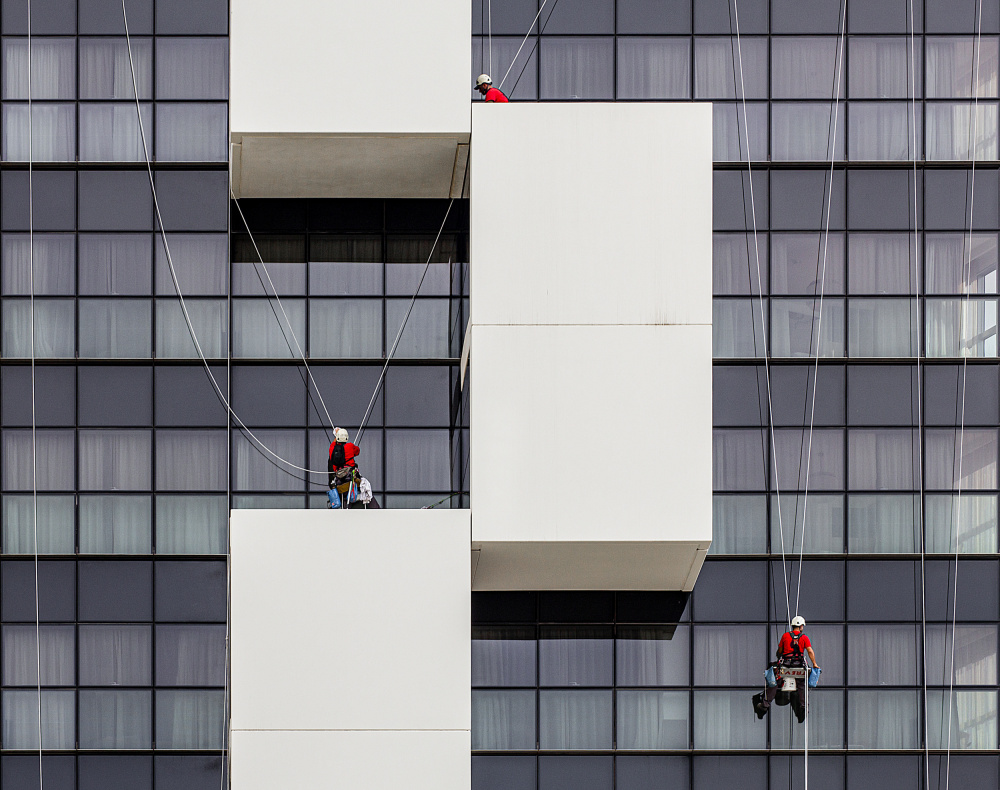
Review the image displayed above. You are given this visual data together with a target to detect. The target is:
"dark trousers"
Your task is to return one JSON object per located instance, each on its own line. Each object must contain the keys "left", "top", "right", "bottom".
{"left": 762, "top": 680, "right": 805, "bottom": 720}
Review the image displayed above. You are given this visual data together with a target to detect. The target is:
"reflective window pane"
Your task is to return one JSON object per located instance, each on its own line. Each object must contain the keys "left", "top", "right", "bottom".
{"left": 712, "top": 495, "right": 767, "bottom": 553}
{"left": 693, "top": 625, "right": 765, "bottom": 685}
{"left": 156, "top": 103, "right": 228, "bottom": 162}
{"left": 771, "top": 38, "right": 845, "bottom": 99}
{"left": 926, "top": 690, "right": 997, "bottom": 750}
{"left": 925, "top": 494, "right": 999, "bottom": 553}
{"left": 848, "top": 625, "right": 919, "bottom": 685}
{"left": 78, "top": 430, "right": 152, "bottom": 491}
{"left": 848, "top": 494, "right": 920, "bottom": 553}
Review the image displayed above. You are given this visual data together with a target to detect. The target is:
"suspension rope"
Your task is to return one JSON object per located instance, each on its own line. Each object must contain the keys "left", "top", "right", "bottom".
{"left": 487, "top": 0, "right": 492, "bottom": 76}
{"left": 946, "top": 4, "right": 984, "bottom": 786}
{"left": 497, "top": 0, "right": 551, "bottom": 89}
{"left": 231, "top": 192, "right": 336, "bottom": 437}
{"left": 27, "top": 0, "right": 44, "bottom": 784}
{"left": 795, "top": 0, "right": 848, "bottom": 619}
{"left": 731, "top": 0, "right": 791, "bottom": 630}
{"left": 355, "top": 201, "right": 454, "bottom": 445}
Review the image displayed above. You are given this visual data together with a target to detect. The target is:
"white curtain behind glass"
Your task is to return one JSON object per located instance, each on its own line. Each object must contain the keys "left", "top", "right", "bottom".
{"left": 925, "top": 233, "right": 999, "bottom": 294}
{"left": 155, "top": 38, "right": 228, "bottom": 99}
{"left": 1, "top": 233, "right": 75, "bottom": 294}
{"left": 772, "top": 103, "right": 844, "bottom": 161}
{"left": 770, "top": 233, "right": 844, "bottom": 295}
{"left": 79, "top": 37, "right": 152, "bottom": 98}
{"left": 770, "top": 690, "right": 844, "bottom": 749}
{"left": 2, "top": 38, "right": 75, "bottom": 99}
{"left": 713, "top": 299, "right": 766, "bottom": 358}
{"left": 156, "top": 104, "right": 228, "bottom": 162}
{"left": 712, "top": 103, "right": 768, "bottom": 162}
{"left": 232, "top": 299, "right": 305, "bottom": 358}
{"left": 771, "top": 38, "right": 844, "bottom": 99}
{"left": 1, "top": 494, "right": 74, "bottom": 554}
{"left": 713, "top": 235, "right": 767, "bottom": 295}
{"left": 693, "top": 626, "right": 765, "bottom": 685}
{"left": 848, "top": 299, "right": 919, "bottom": 356}
{"left": 471, "top": 690, "right": 535, "bottom": 750}
{"left": 232, "top": 430, "right": 305, "bottom": 491}
{"left": 156, "top": 431, "right": 227, "bottom": 491}
{"left": 848, "top": 430, "right": 918, "bottom": 490}
{"left": 694, "top": 690, "right": 765, "bottom": 748}
{"left": 616, "top": 690, "right": 689, "bottom": 749}
{"left": 156, "top": 299, "right": 228, "bottom": 358}
{"left": 848, "top": 625, "right": 919, "bottom": 685}
{"left": 616, "top": 38, "right": 690, "bottom": 99}
{"left": 926, "top": 37, "right": 999, "bottom": 98}
{"left": 849, "top": 38, "right": 919, "bottom": 99}
{"left": 2, "top": 298, "right": 75, "bottom": 357}
{"left": 771, "top": 428, "right": 844, "bottom": 490}
{"left": 770, "top": 298, "right": 845, "bottom": 357}
{"left": 539, "top": 629, "right": 612, "bottom": 686}
{"left": 925, "top": 494, "right": 998, "bottom": 553}
{"left": 926, "top": 103, "right": 999, "bottom": 160}
{"left": 695, "top": 37, "right": 768, "bottom": 99}
{"left": 925, "top": 298, "right": 998, "bottom": 357}
{"left": 926, "top": 428, "right": 999, "bottom": 489}
{"left": 155, "top": 234, "right": 228, "bottom": 295}
{"left": 849, "top": 103, "right": 920, "bottom": 161}
{"left": 78, "top": 625, "right": 151, "bottom": 686}
{"left": 79, "top": 689, "right": 151, "bottom": 748}
{"left": 848, "top": 690, "right": 920, "bottom": 748}
{"left": 538, "top": 690, "right": 612, "bottom": 749}
{"left": 386, "top": 299, "right": 449, "bottom": 358}
{"left": 712, "top": 495, "right": 767, "bottom": 553}
{"left": 3, "top": 100, "right": 74, "bottom": 176}
{"left": 79, "top": 495, "right": 151, "bottom": 553}
{"left": 848, "top": 233, "right": 917, "bottom": 294}
{"left": 472, "top": 627, "right": 536, "bottom": 686}
{"left": 78, "top": 234, "right": 152, "bottom": 295}
{"left": 79, "top": 103, "right": 149, "bottom": 161}
{"left": 616, "top": 626, "right": 690, "bottom": 686}
{"left": 927, "top": 690, "right": 997, "bottom": 750}
{"left": 1, "top": 430, "right": 74, "bottom": 490}
{"left": 156, "top": 625, "right": 226, "bottom": 685}
{"left": 540, "top": 38, "right": 613, "bottom": 99}
{"left": 385, "top": 430, "right": 450, "bottom": 490}
{"left": 79, "top": 299, "right": 151, "bottom": 357}
{"left": 848, "top": 494, "right": 919, "bottom": 553}
{"left": 310, "top": 299, "right": 382, "bottom": 358}
{"left": 78, "top": 430, "right": 152, "bottom": 491}
{"left": 156, "top": 496, "right": 228, "bottom": 554}
{"left": 712, "top": 429, "right": 766, "bottom": 490}
{"left": 155, "top": 690, "right": 225, "bottom": 749}
{"left": 1, "top": 625, "right": 74, "bottom": 685}
{"left": 925, "top": 625, "right": 998, "bottom": 686}
{"left": 1, "top": 690, "right": 75, "bottom": 749}
{"left": 771, "top": 493, "right": 844, "bottom": 554}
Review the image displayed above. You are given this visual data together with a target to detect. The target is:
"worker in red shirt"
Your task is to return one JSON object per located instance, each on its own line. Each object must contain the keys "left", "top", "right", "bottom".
{"left": 475, "top": 74, "right": 509, "bottom": 102}
{"left": 327, "top": 428, "right": 361, "bottom": 509}
{"left": 755, "top": 616, "right": 820, "bottom": 723}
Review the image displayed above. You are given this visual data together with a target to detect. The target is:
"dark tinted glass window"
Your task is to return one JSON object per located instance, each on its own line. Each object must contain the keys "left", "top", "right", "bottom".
{"left": 694, "top": 561, "right": 767, "bottom": 621}
{"left": 79, "top": 755, "right": 152, "bottom": 790}
{"left": 540, "top": 0, "right": 613, "bottom": 33}
{"left": 155, "top": 561, "right": 227, "bottom": 621}
{"left": 2, "top": 171, "right": 76, "bottom": 231}
{"left": 1, "top": 561, "right": 76, "bottom": 621}
{"left": 848, "top": 171, "right": 918, "bottom": 230}
{"left": 79, "top": 366, "right": 152, "bottom": 425}
{"left": 538, "top": 756, "right": 612, "bottom": 790}
{"left": 79, "top": 561, "right": 152, "bottom": 621}
{"left": 155, "top": 0, "right": 227, "bottom": 34}
{"left": 386, "top": 366, "right": 451, "bottom": 425}
{"left": 926, "top": 0, "right": 1000, "bottom": 33}
{"left": 925, "top": 756, "right": 1000, "bottom": 790}
{"left": 770, "top": 755, "right": 844, "bottom": 790}
{"left": 154, "top": 757, "right": 226, "bottom": 790}
{"left": 2, "top": 0, "right": 76, "bottom": 33}
{"left": 307, "top": 365, "right": 383, "bottom": 427}
{"left": 618, "top": 0, "right": 690, "bottom": 33}
{"left": 848, "top": 0, "right": 922, "bottom": 33}
{"left": 617, "top": 756, "right": 690, "bottom": 789}
{"left": 846, "top": 755, "right": 920, "bottom": 790}
{"left": 694, "top": 0, "right": 768, "bottom": 33}
{"left": 538, "top": 592, "right": 615, "bottom": 622}
{"left": 1, "top": 755, "right": 75, "bottom": 790}
{"left": 80, "top": 0, "right": 153, "bottom": 33}
{"left": 847, "top": 561, "right": 918, "bottom": 620}
{"left": 771, "top": 171, "right": 845, "bottom": 230}
{"left": 770, "top": 365, "right": 845, "bottom": 426}
{"left": 924, "top": 365, "right": 999, "bottom": 425}
{"left": 714, "top": 171, "right": 769, "bottom": 231}
{"left": 924, "top": 560, "right": 999, "bottom": 621}
{"left": 79, "top": 172, "right": 152, "bottom": 231}
{"left": 693, "top": 755, "right": 767, "bottom": 790}
{"left": 155, "top": 171, "right": 229, "bottom": 231}
{"left": 155, "top": 366, "right": 229, "bottom": 427}
{"left": 714, "top": 366, "right": 767, "bottom": 426}
{"left": 231, "top": 366, "right": 307, "bottom": 426}
{"left": 771, "top": 0, "right": 843, "bottom": 33}
{"left": 473, "top": 756, "right": 536, "bottom": 790}
{"left": 847, "top": 366, "right": 918, "bottom": 425}
{"left": 925, "top": 170, "right": 998, "bottom": 230}
{"left": 2, "top": 366, "right": 75, "bottom": 426}
{"left": 770, "top": 561, "right": 845, "bottom": 621}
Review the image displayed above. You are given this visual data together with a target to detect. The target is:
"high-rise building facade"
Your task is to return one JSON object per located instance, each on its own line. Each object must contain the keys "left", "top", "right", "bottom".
{"left": 1, "top": 1, "right": 999, "bottom": 789}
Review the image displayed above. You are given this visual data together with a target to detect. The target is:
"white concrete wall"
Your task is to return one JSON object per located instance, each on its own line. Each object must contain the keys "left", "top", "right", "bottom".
{"left": 230, "top": 509, "right": 470, "bottom": 790}
{"left": 230, "top": 0, "right": 470, "bottom": 135}
{"left": 469, "top": 104, "right": 713, "bottom": 590}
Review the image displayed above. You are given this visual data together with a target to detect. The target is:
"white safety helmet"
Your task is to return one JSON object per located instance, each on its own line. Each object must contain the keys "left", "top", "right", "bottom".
{"left": 335, "top": 428, "right": 349, "bottom": 443}
{"left": 791, "top": 616, "right": 806, "bottom": 629}
{"left": 475, "top": 73, "right": 493, "bottom": 88}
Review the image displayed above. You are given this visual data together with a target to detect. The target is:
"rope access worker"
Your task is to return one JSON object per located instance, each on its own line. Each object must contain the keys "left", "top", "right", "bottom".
{"left": 755, "top": 616, "right": 820, "bottom": 724}
{"left": 327, "top": 428, "right": 361, "bottom": 509}
{"left": 475, "top": 74, "right": 509, "bottom": 102}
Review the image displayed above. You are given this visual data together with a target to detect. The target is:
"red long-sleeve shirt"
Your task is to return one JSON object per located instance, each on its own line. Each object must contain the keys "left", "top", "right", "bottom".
{"left": 484, "top": 86, "right": 509, "bottom": 103}
{"left": 329, "top": 441, "right": 360, "bottom": 469}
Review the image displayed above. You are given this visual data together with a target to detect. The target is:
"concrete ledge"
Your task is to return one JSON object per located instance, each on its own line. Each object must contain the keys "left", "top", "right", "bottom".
{"left": 471, "top": 541, "right": 709, "bottom": 591}
{"left": 231, "top": 133, "right": 471, "bottom": 198}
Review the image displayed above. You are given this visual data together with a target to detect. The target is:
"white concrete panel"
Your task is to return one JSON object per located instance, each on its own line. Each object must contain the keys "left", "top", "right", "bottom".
{"left": 231, "top": 729, "right": 469, "bottom": 790}
{"left": 470, "top": 324, "right": 711, "bottom": 551}
{"left": 471, "top": 103, "right": 712, "bottom": 327}
{"left": 230, "top": 509, "right": 470, "bottom": 732}
{"left": 471, "top": 542, "right": 709, "bottom": 592}
{"left": 231, "top": 0, "right": 469, "bottom": 136}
